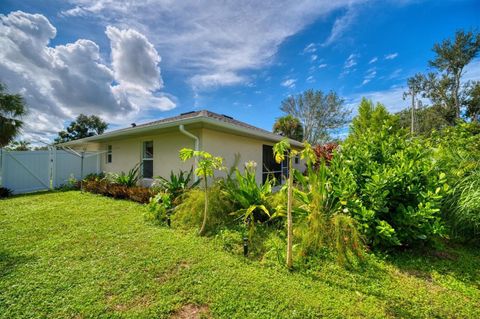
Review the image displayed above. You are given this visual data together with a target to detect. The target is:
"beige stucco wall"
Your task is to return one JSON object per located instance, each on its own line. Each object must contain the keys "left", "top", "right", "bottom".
{"left": 100, "top": 130, "right": 198, "bottom": 181}
{"left": 96, "top": 127, "right": 304, "bottom": 184}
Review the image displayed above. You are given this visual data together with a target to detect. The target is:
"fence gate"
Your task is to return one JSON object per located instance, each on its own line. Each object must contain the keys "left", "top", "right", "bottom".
{"left": 1, "top": 148, "right": 101, "bottom": 194}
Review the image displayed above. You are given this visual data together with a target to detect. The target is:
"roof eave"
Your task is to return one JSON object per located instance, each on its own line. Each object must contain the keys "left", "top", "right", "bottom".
{"left": 59, "top": 115, "right": 303, "bottom": 148}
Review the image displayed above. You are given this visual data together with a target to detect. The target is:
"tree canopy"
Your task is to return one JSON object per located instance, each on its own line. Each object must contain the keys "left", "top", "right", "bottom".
{"left": 272, "top": 115, "right": 304, "bottom": 141}
{"left": 280, "top": 89, "right": 349, "bottom": 144}
{"left": 0, "top": 83, "right": 27, "bottom": 148}
{"left": 55, "top": 114, "right": 108, "bottom": 143}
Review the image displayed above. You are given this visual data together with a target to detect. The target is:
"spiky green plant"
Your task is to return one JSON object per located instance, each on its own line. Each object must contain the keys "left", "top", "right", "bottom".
{"left": 153, "top": 167, "right": 200, "bottom": 202}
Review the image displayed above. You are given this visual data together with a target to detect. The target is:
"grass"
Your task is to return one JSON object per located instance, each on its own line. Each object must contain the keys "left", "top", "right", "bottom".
{"left": 0, "top": 191, "right": 479, "bottom": 318}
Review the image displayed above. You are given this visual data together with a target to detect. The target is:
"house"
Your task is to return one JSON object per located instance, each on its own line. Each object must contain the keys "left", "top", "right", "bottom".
{"left": 61, "top": 110, "right": 304, "bottom": 185}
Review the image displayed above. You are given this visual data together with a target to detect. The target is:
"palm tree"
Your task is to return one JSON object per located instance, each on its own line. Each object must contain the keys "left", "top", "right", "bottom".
{"left": 0, "top": 83, "right": 27, "bottom": 147}
{"left": 273, "top": 115, "right": 304, "bottom": 142}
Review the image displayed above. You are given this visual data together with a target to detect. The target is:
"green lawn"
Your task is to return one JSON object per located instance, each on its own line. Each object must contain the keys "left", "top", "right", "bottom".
{"left": 1, "top": 192, "right": 479, "bottom": 318}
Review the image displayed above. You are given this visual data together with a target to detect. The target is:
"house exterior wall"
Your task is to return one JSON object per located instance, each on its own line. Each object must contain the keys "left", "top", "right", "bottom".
{"left": 100, "top": 130, "right": 199, "bottom": 181}
{"left": 95, "top": 127, "right": 304, "bottom": 184}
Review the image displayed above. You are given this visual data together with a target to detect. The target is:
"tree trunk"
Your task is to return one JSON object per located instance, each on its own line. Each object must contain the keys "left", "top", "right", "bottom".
{"left": 411, "top": 91, "right": 415, "bottom": 135}
{"left": 199, "top": 173, "right": 208, "bottom": 236}
{"left": 286, "top": 154, "right": 294, "bottom": 269}
{"left": 454, "top": 72, "right": 461, "bottom": 119}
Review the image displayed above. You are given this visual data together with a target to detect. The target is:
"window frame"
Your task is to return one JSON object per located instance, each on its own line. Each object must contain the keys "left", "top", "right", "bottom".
{"left": 106, "top": 145, "right": 112, "bottom": 164}
{"left": 142, "top": 141, "right": 154, "bottom": 179}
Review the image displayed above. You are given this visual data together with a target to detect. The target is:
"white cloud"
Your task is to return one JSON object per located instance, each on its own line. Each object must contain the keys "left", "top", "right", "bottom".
{"left": 369, "top": 57, "right": 378, "bottom": 64}
{"left": 0, "top": 11, "right": 174, "bottom": 143}
{"left": 303, "top": 43, "right": 317, "bottom": 53}
{"left": 306, "top": 75, "right": 315, "bottom": 83}
{"left": 106, "top": 26, "right": 162, "bottom": 91}
{"left": 311, "top": 54, "right": 318, "bottom": 62}
{"left": 61, "top": 0, "right": 365, "bottom": 88}
{"left": 318, "top": 63, "right": 328, "bottom": 69}
{"left": 344, "top": 53, "right": 358, "bottom": 69}
{"left": 361, "top": 67, "right": 377, "bottom": 85}
{"left": 281, "top": 78, "right": 297, "bottom": 89}
{"left": 322, "top": 6, "right": 357, "bottom": 47}
{"left": 385, "top": 52, "right": 398, "bottom": 60}
{"left": 464, "top": 59, "right": 480, "bottom": 81}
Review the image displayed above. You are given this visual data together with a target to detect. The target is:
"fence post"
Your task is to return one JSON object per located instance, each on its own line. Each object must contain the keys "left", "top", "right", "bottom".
{"left": 49, "top": 147, "right": 56, "bottom": 189}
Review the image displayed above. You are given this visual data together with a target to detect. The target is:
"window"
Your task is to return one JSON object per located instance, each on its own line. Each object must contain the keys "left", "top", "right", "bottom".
{"left": 142, "top": 141, "right": 153, "bottom": 178}
{"left": 295, "top": 155, "right": 299, "bottom": 164}
{"left": 106, "top": 145, "right": 112, "bottom": 163}
{"left": 262, "top": 145, "right": 286, "bottom": 185}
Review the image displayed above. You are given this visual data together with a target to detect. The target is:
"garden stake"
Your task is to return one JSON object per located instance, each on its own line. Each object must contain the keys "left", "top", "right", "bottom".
{"left": 243, "top": 237, "right": 248, "bottom": 257}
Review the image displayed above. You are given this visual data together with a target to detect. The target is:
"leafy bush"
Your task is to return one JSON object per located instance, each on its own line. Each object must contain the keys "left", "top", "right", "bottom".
{"left": 145, "top": 192, "right": 172, "bottom": 224}
{"left": 313, "top": 142, "right": 338, "bottom": 166}
{"left": 332, "top": 125, "right": 447, "bottom": 248}
{"left": 0, "top": 187, "right": 13, "bottom": 199}
{"left": 152, "top": 167, "right": 200, "bottom": 203}
{"left": 172, "top": 183, "right": 234, "bottom": 234}
{"left": 83, "top": 172, "right": 105, "bottom": 182}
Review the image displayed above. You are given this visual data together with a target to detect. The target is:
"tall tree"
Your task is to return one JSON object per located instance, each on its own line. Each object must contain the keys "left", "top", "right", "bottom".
{"left": 0, "top": 83, "right": 27, "bottom": 148}
{"left": 349, "top": 98, "right": 396, "bottom": 141}
{"left": 280, "top": 89, "right": 349, "bottom": 144}
{"left": 273, "top": 115, "right": 304, "bottom": 141}
{"left": 55, "top": 114, "right": 108, "bottom": 143}
{"left": 466, "top": 81, "right": 480, "bottom": 122}
{"left": 428, "top": 30, "right": 480, "bottom": 119}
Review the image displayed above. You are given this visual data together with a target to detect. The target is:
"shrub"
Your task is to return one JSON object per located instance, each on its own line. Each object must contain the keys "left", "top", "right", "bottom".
{"left": 222, "top": 161, "right": 274, "bottom": 227}
{"left": 430, "top": 122, "right": 480, "bottom": 239}
{"left": 82, "top": 179, "right": 153, "bottom": 203}
{"left": 106, "top": 163, "right": 140, "bottom": 187}
{"left": 145, "top": 192, "right": 172, "bottom": 224}
{"left": 152, "top": 167, "right": 200, "bottom": 204}
{"left": 172, "top": 183, "right": 234, "bottom": 234}
{"left": 313, "top": 142, "right": 338, "bottom": 166}
{"left": 332, "top": 125, "right": 447, "bottom": 248}
{"left": 0, "top": 187, "right": 12, "bottom": 199}
{"left": 446, "top": 167, "right": 480, "bottom": 239}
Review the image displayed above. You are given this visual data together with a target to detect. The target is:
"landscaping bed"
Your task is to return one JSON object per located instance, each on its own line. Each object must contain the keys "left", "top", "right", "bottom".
{"left": 0, "top": 191, "right": 479, "bottom": 318}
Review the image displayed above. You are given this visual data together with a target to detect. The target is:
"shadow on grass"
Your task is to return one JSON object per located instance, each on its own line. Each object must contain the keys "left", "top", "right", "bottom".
{"left": 387, "top": 242, "right": 480, "bottom": 287}
{"left": 0, "top": 250, "right": 37, "bottom": 278}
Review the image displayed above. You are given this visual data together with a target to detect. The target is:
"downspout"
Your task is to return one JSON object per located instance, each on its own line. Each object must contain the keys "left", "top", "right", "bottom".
{"left": 179, "top": 124, "right": 199, "bottom": 182}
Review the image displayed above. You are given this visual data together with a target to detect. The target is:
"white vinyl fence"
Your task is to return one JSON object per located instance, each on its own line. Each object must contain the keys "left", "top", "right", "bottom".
{"left": 0, "top": 148, "right": 101, "bottom": 194}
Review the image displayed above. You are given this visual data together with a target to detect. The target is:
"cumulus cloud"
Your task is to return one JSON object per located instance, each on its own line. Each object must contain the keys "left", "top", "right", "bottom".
{"left": 60, "top": 0, "right": 366, "bottom": 88}
{"left": 106, "top": 26, "right": 162, "bottom": 91}
{"left": 385, "top": 52, "right": 398, "bottom": 60}
{"left": 0, "top": 11, "right": 174, "bottom": 143}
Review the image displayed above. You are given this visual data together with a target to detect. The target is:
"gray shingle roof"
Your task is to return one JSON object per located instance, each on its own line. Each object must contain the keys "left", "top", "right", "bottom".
{"left": 135, "top": 109, "right": 274, "bottom": 135}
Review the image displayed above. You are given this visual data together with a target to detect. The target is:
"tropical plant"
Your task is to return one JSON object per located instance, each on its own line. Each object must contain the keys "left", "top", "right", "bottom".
{"left": 5, "top": 140, "right": 31, "bottom": 151}
{"left": 0, "top": 83, "right": 27, "bottom": 148}
{"left": 272, "top": 139, "right": 316, "bottom": 268}
{"left": 145, "top": 192, "right": 172, "bottom": 224}
{"left": 273, "top": 115, "right": 304, "bottom": 141}
{"left": 107, "top": 163, "right": 140, "bottom": 187}
{"left": 223, "top": 161, "right": 273, "bottom": 237}
{"left": 152, "top": 167, "right": 200, "bottom": 202}
{"left": 173, "top": 183, "right": 234, "bottom": 234}
{"left": 179, "top": 148, "right": 224, "bottom": 235}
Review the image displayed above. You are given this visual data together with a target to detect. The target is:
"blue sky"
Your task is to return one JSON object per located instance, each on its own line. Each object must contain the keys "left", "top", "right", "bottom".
{"left": 1, "top": 0, "right": 479, "bottom": 142}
